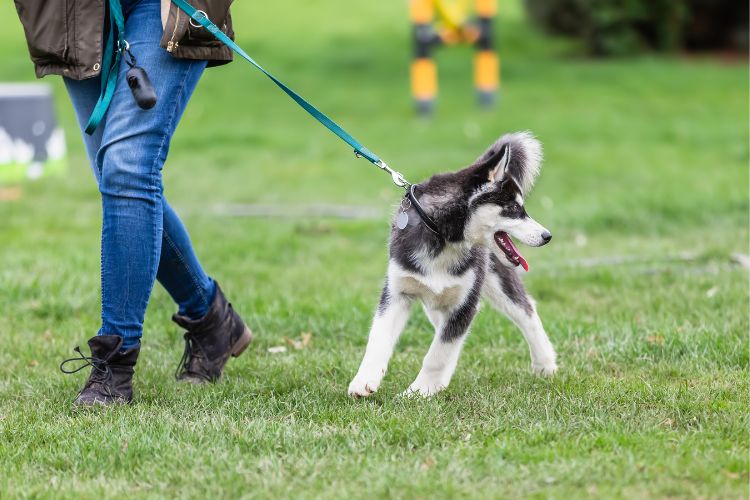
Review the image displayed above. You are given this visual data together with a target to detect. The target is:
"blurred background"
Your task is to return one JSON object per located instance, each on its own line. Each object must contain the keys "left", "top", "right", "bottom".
{"left": 1, "top": 0, "right": 747, "bottom": 219}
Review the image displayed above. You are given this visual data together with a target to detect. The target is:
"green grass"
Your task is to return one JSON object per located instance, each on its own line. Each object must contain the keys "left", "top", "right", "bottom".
{"left": 1, "top": 1, "right": 748, "bottom": 498}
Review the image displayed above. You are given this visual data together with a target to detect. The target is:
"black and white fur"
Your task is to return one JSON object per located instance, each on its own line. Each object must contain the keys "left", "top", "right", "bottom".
{"left": 348, "top": 132, "right": 557, "bottom": 397}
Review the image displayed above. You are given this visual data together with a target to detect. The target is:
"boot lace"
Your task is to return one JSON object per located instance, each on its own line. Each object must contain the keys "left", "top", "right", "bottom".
{"left": 175, "top": 335, "right": 211, "bottom": 382}
{"left": 60, "top": 346, "right": 113, "bottom": 392}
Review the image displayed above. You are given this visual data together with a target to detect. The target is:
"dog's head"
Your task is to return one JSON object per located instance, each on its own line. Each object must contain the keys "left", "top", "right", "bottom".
{"left": 465, "top": 132, "right": 550, "bottom": 271}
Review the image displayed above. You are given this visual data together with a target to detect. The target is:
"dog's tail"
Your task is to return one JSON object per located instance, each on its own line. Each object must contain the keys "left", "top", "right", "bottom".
{"left": 474, "top": 131, "right": 543, "bottom": 195}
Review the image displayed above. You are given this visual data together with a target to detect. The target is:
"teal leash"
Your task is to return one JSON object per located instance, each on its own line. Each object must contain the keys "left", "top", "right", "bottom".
{"left": 83, "top": 0, "right": 431, "bottom": 230}
{"left": 171, "top": 0, "right": 411, "bottom": 190}
{"left": 85, "top": 0, "right": 127, "bottom": 134}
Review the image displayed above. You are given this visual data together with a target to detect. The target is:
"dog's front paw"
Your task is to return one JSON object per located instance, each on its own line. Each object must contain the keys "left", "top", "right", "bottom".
{"left": 401, "top": 378, "right": 446, "bottom": 398}
{"left": 532, "top": 359, "right": 558, "bottom": 376}
{"left": 348, "top": 375, "right": 381, "bottom": 398}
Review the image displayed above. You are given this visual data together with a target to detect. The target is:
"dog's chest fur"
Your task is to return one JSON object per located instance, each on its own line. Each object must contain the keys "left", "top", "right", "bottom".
{"left": 390, "top": 242, "right": 487, "bottom": 312}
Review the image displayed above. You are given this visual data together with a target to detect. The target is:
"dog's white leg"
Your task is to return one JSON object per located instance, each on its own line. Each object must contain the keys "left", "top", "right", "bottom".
{"left": 348, "top": 280, "right": 411, "bottom": 397}
{"left": 405, "top": 284, "right": 481, "bottom": 397}
{"left": 404, "top": 326, "right": 468, "bottom": 397}
{"left": 483, "top": 258, "right": 557, "bottom": 375}
{"left": 510, "top": 304, "right": 557, "bottom": 375}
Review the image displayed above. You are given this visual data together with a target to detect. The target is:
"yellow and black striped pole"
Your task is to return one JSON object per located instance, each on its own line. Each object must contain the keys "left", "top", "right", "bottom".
{"left": 474, "top": 0, "right": 499, "bottom": 107}
{"left": 409, "top": 0, "right": 499, "bottom": 114}
{"left": 410, "top": 0, "right": 438, "bottom": 115}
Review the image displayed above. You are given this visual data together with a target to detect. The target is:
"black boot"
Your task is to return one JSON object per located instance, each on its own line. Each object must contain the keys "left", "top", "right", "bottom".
{"left": 60, "top": 335, "right": 139, "bottom": 407}
{"left": 173, "top": 283, "right": 253, "bottom": 383}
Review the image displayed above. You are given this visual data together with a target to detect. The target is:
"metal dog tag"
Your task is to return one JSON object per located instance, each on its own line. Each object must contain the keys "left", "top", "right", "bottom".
{"left": 396, "top": 211, "right": 409, "bottom": 230}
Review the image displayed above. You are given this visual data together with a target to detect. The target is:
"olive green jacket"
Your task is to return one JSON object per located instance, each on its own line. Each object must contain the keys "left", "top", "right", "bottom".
{"left": 13, "top": 0, "right": 234, "bottom": 80}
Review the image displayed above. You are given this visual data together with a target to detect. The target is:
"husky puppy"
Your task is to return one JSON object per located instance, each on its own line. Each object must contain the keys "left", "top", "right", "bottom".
{"left": 348, "top": 132, "right": 557, "bottom": 397}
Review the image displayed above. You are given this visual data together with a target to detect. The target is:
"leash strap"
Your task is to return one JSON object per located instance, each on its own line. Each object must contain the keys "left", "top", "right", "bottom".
{"left": 171, "top": 0, "right": 397, "bottom": 175}
{"left": 85, "top": 0, "right": 126, "bottom": 134}
{"left": 170, "top": 0, "right": 444, "bottom": 234}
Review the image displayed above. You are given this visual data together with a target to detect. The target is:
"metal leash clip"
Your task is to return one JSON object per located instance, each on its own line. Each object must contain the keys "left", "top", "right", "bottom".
{"left": 381, "top": 162, "right": 411, "bottom": 189}
{"left": 355, "top": 150, "right": 411, "bottom": 190}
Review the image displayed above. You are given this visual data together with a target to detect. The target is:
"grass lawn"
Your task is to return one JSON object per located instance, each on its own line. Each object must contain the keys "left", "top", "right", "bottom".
{"left": 1, "top": 0, "right": 748, "bottom": 497}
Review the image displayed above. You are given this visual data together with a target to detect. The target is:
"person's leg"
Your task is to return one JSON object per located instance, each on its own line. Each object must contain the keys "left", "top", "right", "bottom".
{"left": 97, "top": 0, "right": 211, "bottom": 349}
{"left": 157, "top": 199, "right": 216, "bottom": 319}
{"left": 62, "top": 0, "right": 251, "bottom": 397}
{"left": 63, "top": 76, "right": 215, "bottom": 323}
{"left": 65, "top": 0, "right": 207, "bottom": 350}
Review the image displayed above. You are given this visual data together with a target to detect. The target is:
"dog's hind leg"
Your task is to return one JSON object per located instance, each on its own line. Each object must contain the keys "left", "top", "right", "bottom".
{"left": 348, "top": 273, "right": 412, "bottom": 397}
{"left": 482, "top": 255, "right": 557, "bottom": 375}
{"left": 404, "top": 279, "right": 483, "bottom": 397}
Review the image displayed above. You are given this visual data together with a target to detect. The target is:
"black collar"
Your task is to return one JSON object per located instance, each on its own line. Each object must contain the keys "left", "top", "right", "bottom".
{"left": 406, "top": 184, "right": 442, "bottom": 237}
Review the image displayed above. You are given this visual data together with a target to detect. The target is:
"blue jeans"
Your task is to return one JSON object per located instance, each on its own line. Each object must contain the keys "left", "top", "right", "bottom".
{"left": 64, "top": 0, "right": 215, "bottom": 350}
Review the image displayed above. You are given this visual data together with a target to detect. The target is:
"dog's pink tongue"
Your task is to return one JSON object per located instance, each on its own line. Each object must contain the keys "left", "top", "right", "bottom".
{"left": 505, "top": 233, "right": 529, "bottom": 272}
{"left": 518, "top": 255, "right": 529, "bottom": 272}
{"left": 495, "top": 231, "right": 530, "bottom": 272}
{"left": 506, "top": 235, "right": 529, "bottom": 271}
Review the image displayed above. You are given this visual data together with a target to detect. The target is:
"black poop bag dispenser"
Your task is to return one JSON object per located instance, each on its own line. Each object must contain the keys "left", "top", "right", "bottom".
{"left": 123, "top": 47, "right": 157, "bottom": 110}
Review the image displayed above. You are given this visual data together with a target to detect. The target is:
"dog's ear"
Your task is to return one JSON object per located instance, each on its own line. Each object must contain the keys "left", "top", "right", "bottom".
{"left": 504, "top": 131, "right": 542, "bottom": 194}
{"left": 469, "top": 132, "right": 542, "bottom": 193}
{"left": 476, "top": 131, "right": 543, "bottom": 194}
{"left": 488, "top": 143, "right": 511, "bottom": 183}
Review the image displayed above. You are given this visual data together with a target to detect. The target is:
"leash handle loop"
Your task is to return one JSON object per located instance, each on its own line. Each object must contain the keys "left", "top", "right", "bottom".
{"left": 85, "top": 0, "right": 126, "bottom": 134}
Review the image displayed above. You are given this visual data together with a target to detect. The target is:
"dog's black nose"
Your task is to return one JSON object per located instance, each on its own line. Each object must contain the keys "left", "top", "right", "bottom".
{"left": 541, "top": 231, "right": 552, "bottom": 244}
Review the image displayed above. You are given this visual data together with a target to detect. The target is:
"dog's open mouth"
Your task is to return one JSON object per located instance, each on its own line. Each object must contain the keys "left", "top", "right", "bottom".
{"left": 494, "top": 231, "right": 529, "bottom": 271}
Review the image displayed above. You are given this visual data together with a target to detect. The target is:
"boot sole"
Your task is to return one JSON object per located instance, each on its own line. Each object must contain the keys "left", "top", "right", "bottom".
{"left": 231, "top": 326, "right": 253, "bottom": 357}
